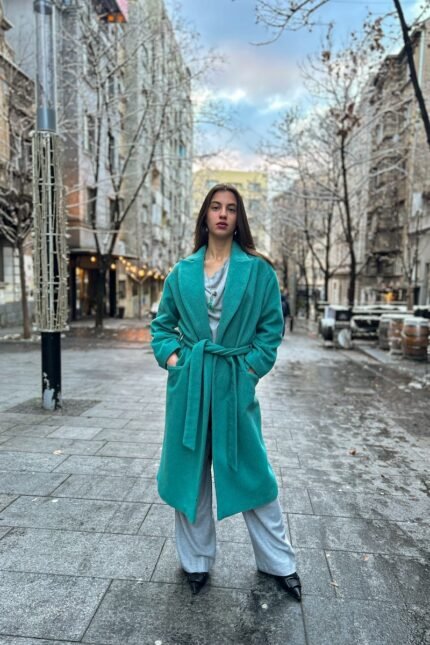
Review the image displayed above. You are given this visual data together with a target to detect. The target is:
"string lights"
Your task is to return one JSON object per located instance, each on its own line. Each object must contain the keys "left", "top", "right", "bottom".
{"left": 115, "top": 256, "right": 168, "bottom": 283}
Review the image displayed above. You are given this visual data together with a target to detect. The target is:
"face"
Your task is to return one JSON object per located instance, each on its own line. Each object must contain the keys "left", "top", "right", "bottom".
{"left": 205, "top": 190, "right": 238, "bottom": 239}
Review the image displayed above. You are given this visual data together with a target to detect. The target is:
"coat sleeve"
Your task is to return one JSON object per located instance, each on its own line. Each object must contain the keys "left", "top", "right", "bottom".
{"left": 150, "top": 274, "right": 182, "bottom": 369}
{"left": 244, "top": 267, "right": 283, "bottom": 378}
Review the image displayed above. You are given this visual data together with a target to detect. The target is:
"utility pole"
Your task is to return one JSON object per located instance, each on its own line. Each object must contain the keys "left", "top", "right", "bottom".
{"left": 32, "top": 0, "right": 68, "bottom": 410}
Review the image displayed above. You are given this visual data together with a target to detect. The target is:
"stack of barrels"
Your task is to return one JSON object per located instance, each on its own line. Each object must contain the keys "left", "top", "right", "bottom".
{"left": 379, "top": 313, "right": 429, "bottom": 361}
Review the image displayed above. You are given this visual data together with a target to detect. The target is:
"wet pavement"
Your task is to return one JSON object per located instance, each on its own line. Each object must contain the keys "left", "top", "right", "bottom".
{"left": 0, "top": 330, "right": 428, "bottom": 644}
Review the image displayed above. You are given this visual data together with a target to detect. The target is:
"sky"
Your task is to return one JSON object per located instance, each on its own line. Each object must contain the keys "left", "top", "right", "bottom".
{"left": 172, "top": 0, "right": 426, "bottom": 170}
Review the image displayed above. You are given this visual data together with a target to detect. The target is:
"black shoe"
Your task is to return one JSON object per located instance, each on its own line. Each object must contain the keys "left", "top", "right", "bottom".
{"left": 185, "top": 571, "right": 209, "bottom": 595}
{"left": 276, "top": 572, "right": 302, "bottom": 601}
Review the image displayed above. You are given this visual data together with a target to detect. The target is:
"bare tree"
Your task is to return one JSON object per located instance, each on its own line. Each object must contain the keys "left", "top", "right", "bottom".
{"left": 254, "top": 0, "right": 430, "bottom": 148}
{"left": 0, "top": 37, "right": 34, "bottom": 338}
{"left": 263, "top": 108, "right": 347, "bottom": 301}
{"left": 263, "top": 25, "right": 416, "bottom": 306}
{"left": 58, "top": 1, "right": 228, "bottom": 327}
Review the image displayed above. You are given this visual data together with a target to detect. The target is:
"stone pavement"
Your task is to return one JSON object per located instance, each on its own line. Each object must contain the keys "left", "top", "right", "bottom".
{"left": 0, "top": 330, "right": 428, "bottom": 644}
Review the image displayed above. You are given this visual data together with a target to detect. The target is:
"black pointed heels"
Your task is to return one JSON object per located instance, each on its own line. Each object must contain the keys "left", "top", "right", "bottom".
{"left": 185, "top": 571, "right": 209, "bottom": 595}
{"left": 275, "top": 572, "right": 302, "bottom": 601}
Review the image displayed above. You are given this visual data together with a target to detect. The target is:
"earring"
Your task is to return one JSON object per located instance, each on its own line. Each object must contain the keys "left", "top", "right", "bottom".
{"left": 234, "top": 229, "right": 238, "bottom": 237}
{"left": 204, "top": 226, "right": 208, "bottom": 233}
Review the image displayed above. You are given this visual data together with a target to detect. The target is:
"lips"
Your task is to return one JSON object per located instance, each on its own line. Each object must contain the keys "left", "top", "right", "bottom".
{"left": 216, "top": 222, "right": 228, "bottom": 228}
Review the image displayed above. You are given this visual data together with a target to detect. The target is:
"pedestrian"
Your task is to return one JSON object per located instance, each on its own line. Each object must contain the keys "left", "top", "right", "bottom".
{"left": 281, "top": 288, "right": 291, "bottom": 337}
{"left": 150, "top": 183, "right": 301, "bottom": 600}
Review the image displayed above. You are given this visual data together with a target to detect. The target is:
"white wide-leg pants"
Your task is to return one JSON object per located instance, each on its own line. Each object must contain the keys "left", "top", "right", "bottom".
{"left": 175, "top": 450, "right": 296, "bottom": 576}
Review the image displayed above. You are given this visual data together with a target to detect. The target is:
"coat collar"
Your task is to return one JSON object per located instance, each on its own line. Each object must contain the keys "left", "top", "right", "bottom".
{"left": 178, "top": 241, "right": 253, "bottom": 342}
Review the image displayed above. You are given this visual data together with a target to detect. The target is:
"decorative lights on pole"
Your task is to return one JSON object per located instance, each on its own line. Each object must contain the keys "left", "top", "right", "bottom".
{"left": 32, "top": 0, "right": 68, "bottom": 410}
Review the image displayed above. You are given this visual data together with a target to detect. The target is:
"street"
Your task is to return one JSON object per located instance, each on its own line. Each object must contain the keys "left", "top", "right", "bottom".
{"left": 0, "top": 329, "right": 428, "bottom": 644}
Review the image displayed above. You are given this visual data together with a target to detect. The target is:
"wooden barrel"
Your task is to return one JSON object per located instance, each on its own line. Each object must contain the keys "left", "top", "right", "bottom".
{"left": 401, "top": 317, "right": 429, "bottom": 361}
{"left": 388, "top": 316, "right": 405, "bottom": 354}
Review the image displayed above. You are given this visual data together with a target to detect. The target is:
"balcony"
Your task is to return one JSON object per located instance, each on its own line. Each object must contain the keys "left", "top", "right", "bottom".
{"left": 92, "top": 0, "right": 128, "bottom": 22}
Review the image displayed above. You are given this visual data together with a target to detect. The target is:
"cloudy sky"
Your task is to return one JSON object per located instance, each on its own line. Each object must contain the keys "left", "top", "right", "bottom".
{"left": 175, "top": 0, "right": 425, "bottom": 169}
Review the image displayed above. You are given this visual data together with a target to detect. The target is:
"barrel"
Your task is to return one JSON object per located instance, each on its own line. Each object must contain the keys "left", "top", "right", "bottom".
{"left": 401, "top": 317, "right": 429, "bottom": 361}
{"left": 388, "top": 316, "right": 405, "bottom": 354}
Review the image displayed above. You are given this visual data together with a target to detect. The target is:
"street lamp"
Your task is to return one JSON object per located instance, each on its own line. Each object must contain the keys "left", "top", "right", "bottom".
{"left": 32, "top": 0, "right": 68, "bottom": 410}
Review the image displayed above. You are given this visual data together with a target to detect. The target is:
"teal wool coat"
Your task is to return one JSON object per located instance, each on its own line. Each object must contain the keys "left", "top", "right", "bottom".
{"left": 150, "top": 241, "right": 283, "bottom": 523}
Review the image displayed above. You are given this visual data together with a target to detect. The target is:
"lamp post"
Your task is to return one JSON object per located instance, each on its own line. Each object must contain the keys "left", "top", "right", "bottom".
{"left": 33, "top": 0, "right": 67, "bottom": 410}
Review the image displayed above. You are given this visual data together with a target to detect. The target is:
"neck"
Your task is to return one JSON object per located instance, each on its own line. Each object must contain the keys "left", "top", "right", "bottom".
{"left": 206, "top": 236, "right": 233, "bottom": 261}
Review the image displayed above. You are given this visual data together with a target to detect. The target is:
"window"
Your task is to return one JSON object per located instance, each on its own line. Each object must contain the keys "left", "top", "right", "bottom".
{"left": 374, "top": 122, "right": 383, "bottom": 145}
{"left": 23, "top": 140, "right": 32, "bottom": 169}
{"left": 0, "top": 243, "right": 4, "bottom": 282}
{"left": 178, "top": 142, "right": 186, "bottom": 158}
{"left": 83, "top": 46, "right": 96, "bottom": 84}
{"left": 109, "top": 198, "right": 116, "bottom": 226}
{"left": 108, "top": 74, "right": 116, "bottom": 101}
{"left": 84, "top": 114, "right": 96, "bottom": 153}
{"left": 249, "top": 182, "right": 261, "bottom": 192}
{"left": 109, "top": 197, "right": 124, "bottom": 226}
{"left": 86, "top": 187, "right": 96, "bottom": 224}
{"left": 108, "top": 133, "right": 116, "bottom": 171}
{"left": 249, "top": 199, "right": 261, "bottom": 212}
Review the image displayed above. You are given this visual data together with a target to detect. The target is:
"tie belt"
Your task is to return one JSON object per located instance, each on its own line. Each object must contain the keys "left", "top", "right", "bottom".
{"left": 181, "top": 338, "right": 251, "bottom": 471}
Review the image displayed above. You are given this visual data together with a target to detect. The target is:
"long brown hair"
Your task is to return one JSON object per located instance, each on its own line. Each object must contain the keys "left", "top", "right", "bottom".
{"left": 192, "top": 183, "right": 274, "bottom": 266}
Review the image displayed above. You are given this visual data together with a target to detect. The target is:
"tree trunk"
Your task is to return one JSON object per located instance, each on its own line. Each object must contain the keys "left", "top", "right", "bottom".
{"left": 304, "top": 271, "right": 310, "bottom": 319}
{"left": 324, "top": 272, "right": 329, "bottom": 302}
{"left": 95, "top": 263, "right": 106, "bottom": 329}
{"left": 348, "top": 253, "right": 356, "bottom": 308}
{"left": 340, "top": 135, "right": 356, "bottom": 307}
{"left": 17, "top": 240, "right": 31, "bottom": 339}
{"left": 406, "top": 283, "right": 414, "bottom": 310}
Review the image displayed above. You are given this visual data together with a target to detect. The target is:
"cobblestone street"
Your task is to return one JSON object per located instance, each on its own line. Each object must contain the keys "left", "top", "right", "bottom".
{"left": 0, "top": 330, "right": 428, "bottom": 644}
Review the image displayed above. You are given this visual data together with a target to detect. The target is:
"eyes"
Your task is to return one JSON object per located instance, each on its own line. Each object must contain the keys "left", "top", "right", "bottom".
{"left": 209, "top": 203, "right": 237, "bottom": 213}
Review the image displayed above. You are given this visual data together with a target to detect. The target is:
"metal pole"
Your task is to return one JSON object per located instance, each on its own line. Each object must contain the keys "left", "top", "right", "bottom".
{"left": 33, "top": 0, "right": 67, "bottom": 410}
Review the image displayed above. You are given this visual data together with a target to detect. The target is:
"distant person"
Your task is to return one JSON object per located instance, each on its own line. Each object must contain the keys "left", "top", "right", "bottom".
{"left": 281, "top": 288, "right": 291, "bottom": 336}
{"left": 151, "top": 183, "right": 301, "bottom": 600}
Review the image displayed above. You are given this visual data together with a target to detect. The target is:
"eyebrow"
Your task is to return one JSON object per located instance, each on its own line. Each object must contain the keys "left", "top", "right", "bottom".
{"left": 210, "top": 200, "right": 237, "bottom": 207}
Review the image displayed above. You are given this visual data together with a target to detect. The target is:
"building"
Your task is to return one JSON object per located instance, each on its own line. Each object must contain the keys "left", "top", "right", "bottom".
{"left": 5, "top": 0, "right": 192, "bottom": 320}
{"left": 0, "top": 0, "right": 34, "bottom": 327}
{"left": 355, "top": 19, "right": 430, "bottom": 306}
{"left": 193, "top": 169, "right": 270, "bottom": 256}
{"left": 121, "top": 0, "right": 192, "bottom": 316}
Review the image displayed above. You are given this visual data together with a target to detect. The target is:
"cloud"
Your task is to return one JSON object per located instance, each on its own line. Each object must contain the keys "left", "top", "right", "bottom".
{"left": 262, "top": 95, "right": 293, "bottom": 113}
{"left": 212, "top": 41, "right": 304, "bottom": 104}
{"left": 192, "top": 86, "right": 249, "bottom": 112}
{"left": 193, "top": 146, "right": 264, "bottom": 172}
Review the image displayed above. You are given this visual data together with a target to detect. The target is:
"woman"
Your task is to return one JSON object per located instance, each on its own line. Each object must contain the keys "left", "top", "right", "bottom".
{"left": 151, "top": 184, "right": 301, "bottom": 599}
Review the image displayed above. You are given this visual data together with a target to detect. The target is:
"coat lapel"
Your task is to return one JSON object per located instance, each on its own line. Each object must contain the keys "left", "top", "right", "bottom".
{"left": 216, "top": 241, "right": 252, "bottom": 343}
{"left": 178, "top": 245, "right": 211, "bottom": 340}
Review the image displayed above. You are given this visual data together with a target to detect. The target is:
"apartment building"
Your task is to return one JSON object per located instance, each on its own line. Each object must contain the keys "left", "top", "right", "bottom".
{"left": 5, "top": 0, "right": 192, "bottom": 320}
{"left": 0, "top": 0, "right": 34, "bottom": 326}
{"left": 356, "top": 19, "right": 430, "bottom": 306}
{"left": 121, "top": 0, "right": 192, "bottom": 315}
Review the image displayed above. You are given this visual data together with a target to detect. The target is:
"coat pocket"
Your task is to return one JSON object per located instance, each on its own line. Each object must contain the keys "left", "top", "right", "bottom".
{"left": 166, "top": 347, "right": 190, "bottom": 372}
{"left": 237, "top": 356, "right": 259, "bottom": 384}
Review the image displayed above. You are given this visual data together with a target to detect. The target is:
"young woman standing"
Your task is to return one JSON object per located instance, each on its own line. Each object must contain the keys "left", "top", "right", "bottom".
{"left": 151, "top": 184, "right": 301, "bottom": 599}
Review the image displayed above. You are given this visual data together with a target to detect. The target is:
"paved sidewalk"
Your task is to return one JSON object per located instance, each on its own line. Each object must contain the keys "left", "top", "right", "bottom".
{"left": 0, "top": 332, "right": 428, "bottom": 644}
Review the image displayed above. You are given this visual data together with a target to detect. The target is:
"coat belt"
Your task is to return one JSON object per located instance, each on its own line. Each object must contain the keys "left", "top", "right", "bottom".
{"left": 181, "top": 338, "right": 251, "bottom": 472}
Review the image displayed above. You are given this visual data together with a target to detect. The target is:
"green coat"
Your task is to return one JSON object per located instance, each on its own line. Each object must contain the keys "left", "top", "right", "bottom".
{"left": 150, "top": 241, "right": 283, "bottom": 523}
